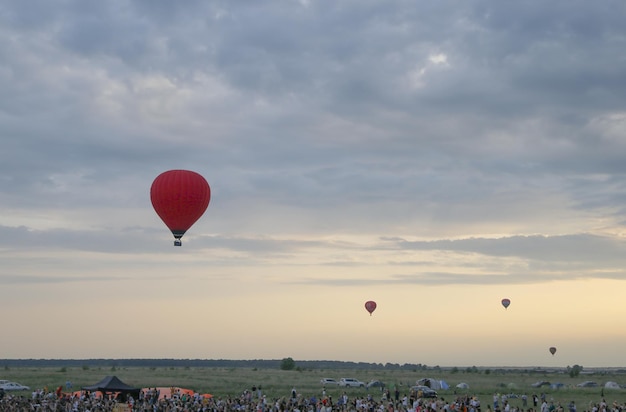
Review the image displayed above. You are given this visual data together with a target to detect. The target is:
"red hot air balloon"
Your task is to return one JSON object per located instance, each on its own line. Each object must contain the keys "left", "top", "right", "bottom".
{"left": 549, "top": 346, "right": 557, "bottom": 355}
{"left": 150, "top": 170, "right": 211, "bottom": 246}
{"left": 501, "top": 298, "right": 511, "bottom": 309}
{"left": 365, "top": 300, "right": 377, "bottom": 316}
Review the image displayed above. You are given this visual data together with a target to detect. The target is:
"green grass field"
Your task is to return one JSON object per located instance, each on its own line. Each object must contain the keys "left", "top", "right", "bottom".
{"left": 2, "top": 366, "right": 625, "bottom": 410}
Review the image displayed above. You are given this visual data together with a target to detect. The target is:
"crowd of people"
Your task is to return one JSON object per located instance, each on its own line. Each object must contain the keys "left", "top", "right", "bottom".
{"left": 488, "top": 392, "right": 626, "bottom": 412}
{"left": 0, "top": 386, "right": 473, "bottom": 412}
{"left": 0, "top": 385, "right": 624, "bottom": 412}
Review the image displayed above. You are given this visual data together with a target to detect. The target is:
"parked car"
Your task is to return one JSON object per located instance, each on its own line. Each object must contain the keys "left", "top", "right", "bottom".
{"left": 410, "top": 385, "right": 438, "bottom": 398}
{"left": 0, "top": 381, "right": 30, "bottom": 391}
{"left": 577, "top": 381, "right": 599, "bottom": 388}
{"left": 320, "top": 378, "right": 339, "bottom": 386}
{"left": 531, "top": 381, "right": 551, "bottom": 388}
{"left": 339, "top": 378, "right": 365, "bottom": 387}
{"left": 367, "top": 380, "right": 385, "bottom": 389}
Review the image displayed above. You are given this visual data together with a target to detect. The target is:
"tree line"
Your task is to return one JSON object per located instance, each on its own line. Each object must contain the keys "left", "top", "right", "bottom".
{"left": 3, "top": 359, "right": 616, "bottom": 376}
{"left": 1, "top": 358, "right": 425, "bottom": 370}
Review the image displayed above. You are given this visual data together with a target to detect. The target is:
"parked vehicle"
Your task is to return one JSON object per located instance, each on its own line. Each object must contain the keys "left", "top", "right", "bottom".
{"left": 320, "top": 378, "right": 339, "bottom": 386}
{"left": 577, "top": 381, "right": 599, "bottom": 388}
{"left": 367, "top": 380, "right": 385, "bottom": 389}
{"left": 410, "top": 385, "right": 438, "bottom": 398}
{"left": 339, "top": 378, "right": 365, "bottom": 387}
{"left": 0, "top": 381, "right": 30, "bottom": 391}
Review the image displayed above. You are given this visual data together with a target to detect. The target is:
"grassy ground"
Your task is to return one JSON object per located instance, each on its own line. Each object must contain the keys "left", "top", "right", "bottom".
{"left": 2, "top": 366, "right": 625, "bottom": 410}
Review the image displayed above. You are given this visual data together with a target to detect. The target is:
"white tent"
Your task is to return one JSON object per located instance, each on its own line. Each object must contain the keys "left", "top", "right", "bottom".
{"left": 456, "top": 383, "right": 470, "bottom": 389}
{"left": 604, "top": 382, "right": 621, "bottom": 389}
{"left": 417, "top": 378, "right": 450, "bottom": 390}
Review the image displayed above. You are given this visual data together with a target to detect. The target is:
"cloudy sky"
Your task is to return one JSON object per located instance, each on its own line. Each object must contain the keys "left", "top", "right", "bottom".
{"left": 2, "top": 1, "right": 626, "bottom": 368}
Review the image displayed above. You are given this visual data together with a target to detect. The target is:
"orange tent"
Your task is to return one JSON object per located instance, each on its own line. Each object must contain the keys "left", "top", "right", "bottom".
{"left": 141, "top": 387, "right": 196, "bottom": 401}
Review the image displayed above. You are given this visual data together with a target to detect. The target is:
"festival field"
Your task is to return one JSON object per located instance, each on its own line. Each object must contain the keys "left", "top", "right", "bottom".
{"left": 2, "top": 366, "right": 626, "bottom": 409}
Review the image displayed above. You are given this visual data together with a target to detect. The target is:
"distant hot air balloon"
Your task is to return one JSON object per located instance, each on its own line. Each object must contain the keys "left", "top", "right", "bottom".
{"left": 150, "top": 170, "right": 211, "bottom": 246}
{"left": 549, "top": 346, "right": 557, "bottom": 356}
{"left": 501, "top": 298, "right": 511, "bottom": 309}
{"left": 364, "top": 301, "right": 377, "bottom": 316}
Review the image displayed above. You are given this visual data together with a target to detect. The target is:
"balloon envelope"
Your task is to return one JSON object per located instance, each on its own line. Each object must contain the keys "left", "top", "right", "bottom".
{"left": 501, "top": 298, "right": 511, "bottom": 309}
{"left": 364, "top": 300, "right": 377, "bottom": 316}
{"left": 150, "top": 170, "right": 211, "bottom": 245}
{"left": 549, "top": 346, "right": 557, "bottom": 355}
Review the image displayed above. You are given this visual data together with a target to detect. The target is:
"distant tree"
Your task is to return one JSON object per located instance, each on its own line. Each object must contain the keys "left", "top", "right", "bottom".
{"left": 451, "top": 367, "right": 459, "bottom": 374}
{"left": 280, "top": 357, "right": 296, "bottom": 370}
{"left": 567, "top": 365, "right": 583, "bottom": 377}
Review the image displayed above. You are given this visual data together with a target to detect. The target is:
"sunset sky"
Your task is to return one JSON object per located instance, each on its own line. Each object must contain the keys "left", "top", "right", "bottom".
{"left": 2, "top": 1, "right": 626, "bottom": 367}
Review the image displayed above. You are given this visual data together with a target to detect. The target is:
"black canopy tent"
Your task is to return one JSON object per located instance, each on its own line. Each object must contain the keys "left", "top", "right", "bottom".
{"left": 82, "top": 375, "right": 141, "bottom": 401}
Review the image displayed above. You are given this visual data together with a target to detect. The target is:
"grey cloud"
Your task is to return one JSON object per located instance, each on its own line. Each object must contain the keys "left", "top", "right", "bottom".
{"left": 0, "top": 273, "right": 125, "bottom": 285}
{"left": 0, "top": 224, "right": 160, "bottom": 254}
{"left": 1, "top": 0, "right": 626, "bottom": 289}
{"left": 386, "top": 234, "right": 626, "bottom": 265}
{"left": 291, "top": 269, "right": 626, "bottom": 287}
{"left": 288, "top": 272, "right": 544, "bottom": 287}
{"left": 0, "top": 224, "right": 328, "bottom": 256}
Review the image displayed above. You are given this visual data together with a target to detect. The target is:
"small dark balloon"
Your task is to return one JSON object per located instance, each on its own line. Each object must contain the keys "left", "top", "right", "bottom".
{"left": 365, "top": 300, "right": 377, "bottom": 316}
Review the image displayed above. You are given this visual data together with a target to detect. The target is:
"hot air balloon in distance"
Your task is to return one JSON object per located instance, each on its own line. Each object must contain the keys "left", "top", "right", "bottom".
{"left": 549, "top": 346, "right": 557, "bottom": 356}
{"left": 501, "top": 298, "right": 511, "bottom": 310}
{"left": 365, "top": 300, "right": 377, "bottom": 316}
{"left": 150, "top": 170, "right": 211, "bottom": 246}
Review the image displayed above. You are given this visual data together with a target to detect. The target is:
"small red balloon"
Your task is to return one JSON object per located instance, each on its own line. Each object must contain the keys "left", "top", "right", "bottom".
{"left": 150, "top": 170, "right": 211, "bottom": 246}
{"left": 365, "top": 300, "right": 377, "bottom": 316}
